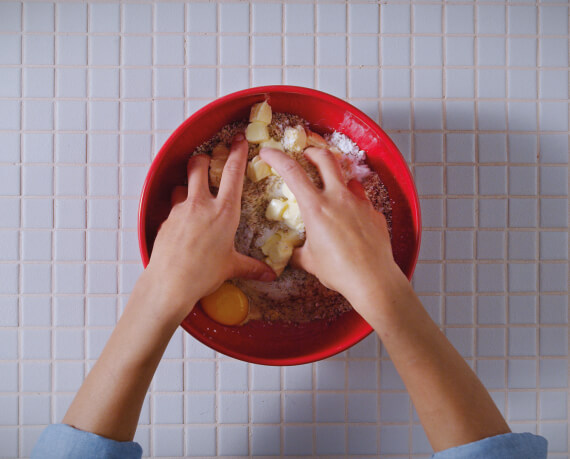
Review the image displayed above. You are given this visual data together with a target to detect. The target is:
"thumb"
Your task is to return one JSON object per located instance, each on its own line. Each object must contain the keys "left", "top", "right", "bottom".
{"left": 231, "top": 252, "right": 277, "bottom": 282}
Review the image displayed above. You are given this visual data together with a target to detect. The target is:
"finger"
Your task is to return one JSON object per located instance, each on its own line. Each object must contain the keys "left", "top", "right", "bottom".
{"left": 231, "top": 252, "right": 276, "bottom": 282}
{"left": 259, "top": 147, "right": 318, "bottom": 204}
{"left": 347, "top": 179, "right": 369, "bottom": 202}
{"left": 217, "top": 134, "right": 248, "bottom": 205}
{"left": 187, "top": 155, "right": 211, "bottom": 197}
{"left": 170, "top": 186, "right": 187, "bottom": 207}
{"left": 303, "top": 147, "right": 345, "bottom": 189}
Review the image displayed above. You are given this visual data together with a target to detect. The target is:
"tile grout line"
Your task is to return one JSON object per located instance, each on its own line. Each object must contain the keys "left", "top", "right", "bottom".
{"left": 18, "top": 2, "right": 24, "bottom": 454}
{"left": 472, "top": 0, "right": 480, "bottom": 389}
{"left": 504, "top": 1, "right": 511, "bottom": 422}
{"left": 216, "top": 2, "right": 221, "bottom": 101}
{"left": 83, "top": 3, "right": 91, "bottom": 432}
{"left": 534, "top": 0, "right": 542, "bottom": 437}
{"left": 440, "top": 0, "right": 447, "bottom": 348}
{"left": 313, "top": 0, "right": 317, "bottom": 91}
{"left": 48, "top": 1, "right": 57, "bottom": 441}
{"left": 281, "top": 1, "right": 285, "bottom": 86}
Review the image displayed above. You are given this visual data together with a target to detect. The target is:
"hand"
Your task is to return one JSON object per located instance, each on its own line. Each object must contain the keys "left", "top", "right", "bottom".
{"left": 259, "top": 146, "right": 406, "bottom": 314}
{"left": 145, "top": 134, "right": 276, "bottom": 323}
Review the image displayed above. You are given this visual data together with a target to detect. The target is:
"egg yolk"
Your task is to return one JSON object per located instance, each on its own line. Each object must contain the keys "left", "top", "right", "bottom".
{"left": 200, "top": 283, "right": 249, "bottom": 326}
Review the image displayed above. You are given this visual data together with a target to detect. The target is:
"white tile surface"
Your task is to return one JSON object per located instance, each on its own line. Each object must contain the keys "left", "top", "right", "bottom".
{"left": 54, "top": 362, "right": 84, "bottom": 393}
{"left": 123, "top": 3, "right": 152, "bottom": 34}
{"left": 57, "top": 35, "right": 87, "bottom": 66}
{"left": 0, "top": 1, "right": 568, "bottom": 456}
{"left": 1, "top": 34, "right": 21, "bottom": 65}
{"left": 0, "top": 2, "right": 22, "bottom": 32}
{"left": 89, "top": 3, "right": 119, "bottom": 33}
{"left": 155, "top": 3, "right": 184, "bottom": 33}
{"left": 154, "top": 68, "right": 184, "bottom": 99}
{"left": 21, "top": 296, "right": 50, "bottom": 328}
{"left": 57, "top": 3, "right": 87, "bottom": 33}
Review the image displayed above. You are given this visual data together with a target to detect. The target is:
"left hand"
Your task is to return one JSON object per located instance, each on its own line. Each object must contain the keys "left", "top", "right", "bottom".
{"left": 144, "top": 134, "right": 276, "bottom": 322}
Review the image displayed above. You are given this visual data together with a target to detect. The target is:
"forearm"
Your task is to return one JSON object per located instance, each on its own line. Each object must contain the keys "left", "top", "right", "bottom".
{"left": 350, "top": 267, "right": 510, "bottom": 452}
{"left": 63, "top": 270, "right": 193, "bottom": 442}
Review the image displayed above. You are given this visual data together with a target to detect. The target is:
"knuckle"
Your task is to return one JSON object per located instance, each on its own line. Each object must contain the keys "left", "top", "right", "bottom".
{"left": 281, "top": 158, "right": 301, "bottom": 176}
{"left": 310, "top": 146, "right": 330, "bottom": 155}
{"left": 222, "top": 160, "right": 243, "bottom": 175}
{"left": 217, "top": 196, "right": 236, "bottom": 213}
{"left": 186, "top": 194, "right": 210, "bottom": 211}
{"left": 338, "top": 190, "right": 354, "bottom": 205}
{"left": 306, "top": 147, "right": 331, "bottom": 159}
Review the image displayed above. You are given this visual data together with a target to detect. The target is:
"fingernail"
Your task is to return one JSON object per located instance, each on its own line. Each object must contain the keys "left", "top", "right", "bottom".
{"left": 260, "top": 271, "right": 275, "bottom": 282}
{"left": 234, "top": 133, "right": 245, "bottom": 142}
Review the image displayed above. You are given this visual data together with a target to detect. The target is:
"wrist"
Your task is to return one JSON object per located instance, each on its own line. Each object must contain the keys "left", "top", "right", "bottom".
{"left": 128, "top": 268, "right": 200, "bottom": 328}
{"left": 345, "top": 262, "right": 413, "bottom": 326}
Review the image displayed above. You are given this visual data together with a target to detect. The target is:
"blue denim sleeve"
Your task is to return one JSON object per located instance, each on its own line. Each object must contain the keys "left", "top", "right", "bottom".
{"left": 432, "top": 432, "right": 547, "bottom": 459}
{"left": 31, "top": 424, "right": 142, "bottom": 459}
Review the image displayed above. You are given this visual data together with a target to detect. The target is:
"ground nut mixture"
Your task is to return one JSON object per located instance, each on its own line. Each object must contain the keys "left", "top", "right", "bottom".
{"left": 192, "top": 113, "right": 391, "bottom": 323}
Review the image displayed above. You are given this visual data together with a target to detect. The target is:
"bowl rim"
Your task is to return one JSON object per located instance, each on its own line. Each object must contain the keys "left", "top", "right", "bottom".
{"left": 138, "top": 85, "right": 422, "bottom": 365}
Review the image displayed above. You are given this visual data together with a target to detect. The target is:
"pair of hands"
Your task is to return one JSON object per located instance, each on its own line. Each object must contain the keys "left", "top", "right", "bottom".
{"left": 146, "top": 133, "right": 399, "bottom": 323}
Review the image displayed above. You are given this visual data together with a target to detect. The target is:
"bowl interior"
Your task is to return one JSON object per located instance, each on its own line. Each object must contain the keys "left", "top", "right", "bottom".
{"left": 139, "top": 86, "right": 421, "bottom": 365}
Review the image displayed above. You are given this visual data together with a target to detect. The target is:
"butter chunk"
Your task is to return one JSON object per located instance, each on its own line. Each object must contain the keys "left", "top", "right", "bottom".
{"left": 282, "top": 201, "right": 305, "bottom": 232}
{"left": 306, "top": 130, "right": 328, "bottom": 148}
{"left": 247, "top": 155, "right": 272, "bottom": 182}
{"left": 260, "top": 138, "right": 284, "bottom": 152}
{"left": 245, "top": 121, "right": 270, "bottom": 143}
{"left": 280, "top": 230, "right": 304, "bottom": 246}
{"left": 281, "top": 183, "right": 296, "bottom": 201}
{"left": 261, "top": 233, "right": 293, "bottom": 276}
{"left": 261, "top": 233, "right": 292, "bottom": 262}
{"left": 268, "top": 239, "right": 293, "bottom": 263}
{"left": 261, "top": 230, "right": 303, "bottom": 276}
{"left": 266, "top": 198, "right": 288, "bottom": 221}
{"left": 249, "top": 101, "right": 272, "bottom": 125}
{"left": 265, "top": 257, "right": 287, "bottom": 277}
{"left": 261, "top": 233, "right": 281, "bottom": 256}
{"left": 282, "top": 125, "right": 307, "bottom": 152}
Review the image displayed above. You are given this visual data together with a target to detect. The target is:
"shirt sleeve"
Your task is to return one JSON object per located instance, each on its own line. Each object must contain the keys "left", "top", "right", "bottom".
{"left": 432, "top": 432, "right": 547, "bottom": 459}
{"left": 31, "top": 424, "right": 143, "bottom": 459}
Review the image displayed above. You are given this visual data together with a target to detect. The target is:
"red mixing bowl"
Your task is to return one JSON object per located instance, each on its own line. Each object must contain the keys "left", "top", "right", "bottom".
{"left": 138, "top": 85, "right": 421, "bottom": 366}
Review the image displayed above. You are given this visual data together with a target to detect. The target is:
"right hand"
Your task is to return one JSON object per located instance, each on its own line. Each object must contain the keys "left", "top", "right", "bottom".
{"left": 260, "top": 147, "right": 407, "bottom": 312}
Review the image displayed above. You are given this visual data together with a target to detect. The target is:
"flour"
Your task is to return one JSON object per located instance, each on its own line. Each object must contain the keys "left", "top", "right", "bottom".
{"left": 326, "top": 131, "right": 372, "bottom": 182}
